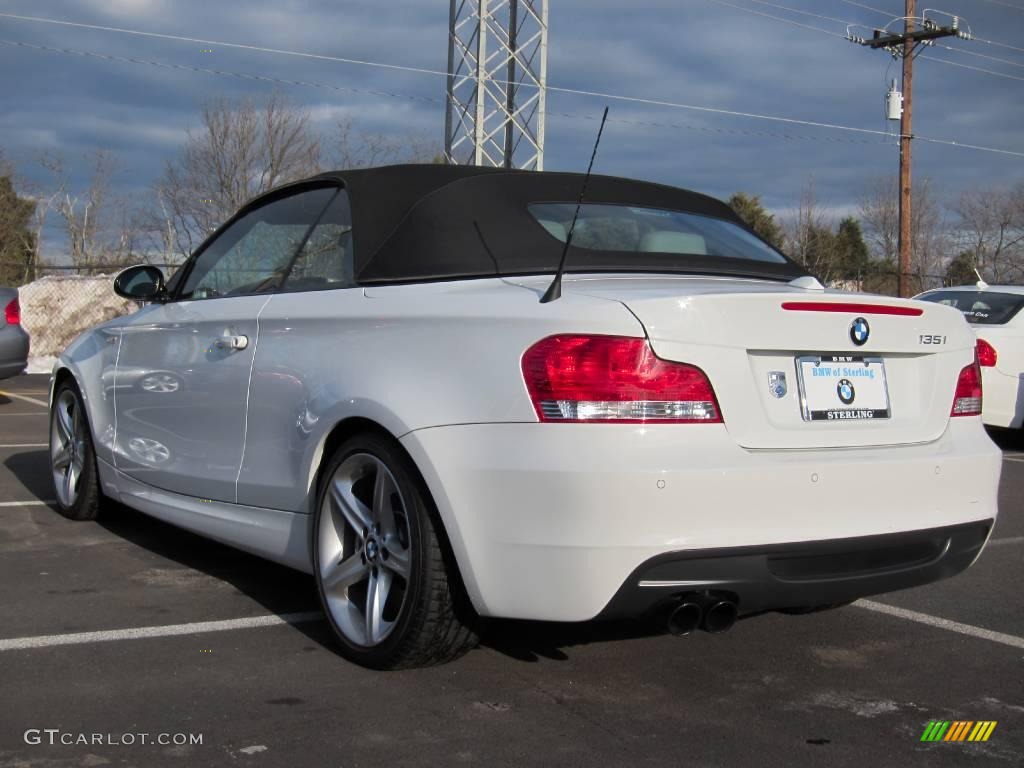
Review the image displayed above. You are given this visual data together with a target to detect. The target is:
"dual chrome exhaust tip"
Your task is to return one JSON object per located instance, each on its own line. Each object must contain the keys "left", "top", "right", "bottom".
{"left": 665, "top": 594, "right": 738, "bottom": 636}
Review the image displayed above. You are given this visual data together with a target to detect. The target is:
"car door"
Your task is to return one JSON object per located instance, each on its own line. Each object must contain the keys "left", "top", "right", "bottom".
{"left": 113, "top": 184, "right": 339, "bottom": 502}
{"left": 237, "top": 188, "right": 358, "bottom": 511}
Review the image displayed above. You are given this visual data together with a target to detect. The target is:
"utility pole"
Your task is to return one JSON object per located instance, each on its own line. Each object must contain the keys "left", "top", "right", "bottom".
{"left": 899, "top": 1, "right": 915, "bottom": 300}
{"left": 445, "top": 0, "right": 549, "bottom": 170}
{"left": 848, "top": 2, "right": 972, "bottom": 297}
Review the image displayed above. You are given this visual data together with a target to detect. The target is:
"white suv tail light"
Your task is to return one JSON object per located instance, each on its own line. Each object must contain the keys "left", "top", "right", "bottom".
{"left": 521, "top": 334, "right": 722, "bottom": 423}
{"left": 951, "top": 352, "right": 983, "bottom": 417}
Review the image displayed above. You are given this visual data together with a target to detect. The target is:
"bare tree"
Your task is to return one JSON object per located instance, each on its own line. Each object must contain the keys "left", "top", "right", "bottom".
{"left": 785, "top": 178, "right": 840, "bottom": 282}
{"left": 157, "top": 92, "right": 322, "bottom": 259}
{"left": 334, "top": 118, "right": 441, "bottom": 169}
{"left": 859, "top": 176, "right": 947, "bottom": 293}
{"left": 38, "top": 150, "right": 140, "bottom": 271}
{"left": 952, "top": 183, "right": 1024, "bottom": 284}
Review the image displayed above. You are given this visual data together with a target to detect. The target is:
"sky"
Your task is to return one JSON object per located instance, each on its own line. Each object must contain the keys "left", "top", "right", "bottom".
{"left": 0, "top": 0, "right": 1022, "bottom": 256}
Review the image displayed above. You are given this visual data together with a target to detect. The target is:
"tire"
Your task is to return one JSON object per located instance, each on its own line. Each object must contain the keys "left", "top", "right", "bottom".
{"left": 49, "top": 379, "right": 102, "bottom": 521}
{"left": 312, "top": 432, "right": 477, "bottom": 669}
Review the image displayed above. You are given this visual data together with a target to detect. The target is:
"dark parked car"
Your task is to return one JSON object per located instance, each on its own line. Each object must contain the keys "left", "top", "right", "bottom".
{"left": 0, "top": 287, "right": 29, "bottom": 379}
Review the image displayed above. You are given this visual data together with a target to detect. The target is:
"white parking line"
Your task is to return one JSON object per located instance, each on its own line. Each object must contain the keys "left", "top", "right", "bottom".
{"left": 1002, "top": 456, "right": 1024, "bottom": 463}
{"left": 0, "top": 611, "right": 323, "bottom": 651}
{"left": 0, "top": 500, "right": 55, "bottom": 507}
{"left": 987, "top": 535, "right": 1024, "bottom": 547}
{"left": 0, "top": 389, "right": 48, "bottom": 408}
{"left": 856, "top": 600, "right": 1024, "bottom": 650}
{"left": 0, "top": 443, "right": 47, "bottom": 448}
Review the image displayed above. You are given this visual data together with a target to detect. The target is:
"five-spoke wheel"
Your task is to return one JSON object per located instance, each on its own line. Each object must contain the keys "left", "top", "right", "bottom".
{"left": 318, "top": 452, "right": 413, "bottom": 647}
{"left": 49, "top": 381, "right": 101, "bottom": 520}
{"left": 313, "top": 433, "right": 477, "bottom": 669}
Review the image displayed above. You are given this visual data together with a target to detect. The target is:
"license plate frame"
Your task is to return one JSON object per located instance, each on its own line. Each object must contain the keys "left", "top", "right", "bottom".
{"left": 795, "top": 354, "right": 891, "bottom": 422}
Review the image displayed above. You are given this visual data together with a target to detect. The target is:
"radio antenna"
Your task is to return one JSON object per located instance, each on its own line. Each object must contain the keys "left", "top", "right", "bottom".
{"left": 540, "top": 106, "right": 609, "bottom": 304}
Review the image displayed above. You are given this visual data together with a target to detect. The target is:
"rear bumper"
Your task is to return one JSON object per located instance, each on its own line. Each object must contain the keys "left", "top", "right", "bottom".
{"left": 599, "top": 520, "right": 992, "bottom": 618}
{"left": 0, "top": 325, "right": 30, "bottom": 380}
{"left": 981, "top": 367, "right": 1023, "bottom": 429}
{"left": 401, "top": 418, "right": 1000, "bottom": 622}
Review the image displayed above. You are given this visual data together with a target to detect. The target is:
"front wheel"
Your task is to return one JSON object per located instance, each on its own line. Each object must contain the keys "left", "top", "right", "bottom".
{"left": 49, "top": 380, "right": 102, "bottom": 521}
{"left": 313, "top": 432, "right": 477, "bottom": 669}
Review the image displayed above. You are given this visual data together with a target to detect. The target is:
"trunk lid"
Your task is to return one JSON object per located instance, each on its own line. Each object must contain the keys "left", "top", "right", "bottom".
{"left": 562, "top": 275, "right": 976, "bottom": 449}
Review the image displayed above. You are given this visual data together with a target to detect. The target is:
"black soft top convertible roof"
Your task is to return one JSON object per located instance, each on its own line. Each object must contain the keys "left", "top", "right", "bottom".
{"left": 277, "top": 164, "right": 806, "bottom": 284}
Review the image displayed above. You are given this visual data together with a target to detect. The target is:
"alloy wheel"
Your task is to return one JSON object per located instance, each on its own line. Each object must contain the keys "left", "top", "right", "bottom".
{"left": 318, "top": 452, "right": 413, "bottom": 647}
{"left": 51, "top": 389, "right": 87, "bottom": 508}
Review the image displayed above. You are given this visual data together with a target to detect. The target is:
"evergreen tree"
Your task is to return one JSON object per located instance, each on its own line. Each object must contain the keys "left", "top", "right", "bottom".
{"left": 0, "top": 175, "right": 36, "bottom": 286}
{"left": 728, "top": 192, "right": 785, "bottom": 250}
{"left": 833, "top": 217, "right": 871, "bottom": 278}
{"left": 944, "top": 251, "right": 979, "bottom": 286}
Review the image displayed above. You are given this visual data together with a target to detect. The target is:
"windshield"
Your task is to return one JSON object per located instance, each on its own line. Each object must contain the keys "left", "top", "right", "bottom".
{"left": 529, "top": 203, "right": 787, "bottom": 264}
{"left": 918, "top": 290, "right": 1024, "bottom": 325}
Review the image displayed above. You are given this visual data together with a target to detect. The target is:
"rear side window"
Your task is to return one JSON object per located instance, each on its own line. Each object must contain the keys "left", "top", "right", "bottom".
{"left": 918, "top": 290, "right": 1024, "bottom": 325}
{"left": 528, "top": 203, "right": 787, "bottom": 264}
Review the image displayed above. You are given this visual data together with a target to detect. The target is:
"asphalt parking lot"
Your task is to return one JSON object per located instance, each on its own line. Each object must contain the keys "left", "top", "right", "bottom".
{"left": 0, "top": 373, "right": 1021, "bottom": 767}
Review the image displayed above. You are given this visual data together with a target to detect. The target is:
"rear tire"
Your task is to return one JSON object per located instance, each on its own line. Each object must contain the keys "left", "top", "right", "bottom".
{"left": 312, "top": 432, "right": 477, "bottom": 669}
{"left": 49, "top": 379, "right": 101, "bottom": 521}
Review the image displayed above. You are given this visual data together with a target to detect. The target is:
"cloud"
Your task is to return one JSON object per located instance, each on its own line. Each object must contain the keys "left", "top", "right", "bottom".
{"left": 0, "top": 0, "right": 1021, "bottom": 258}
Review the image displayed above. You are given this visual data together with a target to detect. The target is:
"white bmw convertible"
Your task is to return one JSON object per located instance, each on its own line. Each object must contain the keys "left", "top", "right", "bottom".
{"left": 49, "top": 165, "right": 1000, "bottom": 668}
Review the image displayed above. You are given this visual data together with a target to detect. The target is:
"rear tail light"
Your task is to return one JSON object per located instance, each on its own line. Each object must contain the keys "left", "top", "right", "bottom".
{"left": 976, "top": 338, "right": 997, "bottom": 368}
{"left": 4, "top": 297, "right": 19, "bottom": 326}
{"left": 521, "top": 334, "right": 723, "bottom": 423}
{"left": 951, "top": 353, "right": 983, "bottom": 417}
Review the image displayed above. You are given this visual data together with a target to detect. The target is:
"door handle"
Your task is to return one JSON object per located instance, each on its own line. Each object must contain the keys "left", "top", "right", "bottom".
{"left": 214, "top": 334, "right": 249, "bottom": 351}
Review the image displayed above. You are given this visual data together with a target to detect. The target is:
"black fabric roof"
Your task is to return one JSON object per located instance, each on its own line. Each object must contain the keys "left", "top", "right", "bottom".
{"left": 290, "top": 164, "right": 806, "bottom": 284}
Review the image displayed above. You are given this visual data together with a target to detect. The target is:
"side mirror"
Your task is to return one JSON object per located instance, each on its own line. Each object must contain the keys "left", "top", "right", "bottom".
{"left": 114, "top": 265, "right": 166, "bottom": 301}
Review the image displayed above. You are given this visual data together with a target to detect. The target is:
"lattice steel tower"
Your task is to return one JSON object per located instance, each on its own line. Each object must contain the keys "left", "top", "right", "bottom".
{"left": 445, "top": 0, "right": 549, "bottom": 170}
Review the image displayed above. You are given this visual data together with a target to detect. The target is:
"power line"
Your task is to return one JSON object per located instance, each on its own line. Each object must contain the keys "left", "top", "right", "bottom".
{"left": 0, "top": 39, "right": 443, "bottom": 105}
{"left": 550, "top": 110, "right": 891, "bottom": 145}
{"left": 6, "top": 35, "right": 1023, "bottom": 159}
{"left": 979, "top": 0, "right": 1024, "bottom": 13}
{"left": 933, "top": 42, "right": 1024, "bottom": 70}
{"left": 710, "top": 1, "right": 1024, "bottom": 84}
{"left": 830, "top": 2, "right": 1024, "bottom": 57}
{"left": 834, "top": 0, "right": 894, "bottom": 16}
{"left": 921, "top": 53, "right": 1024, "bottom": 82}
{"left": 975, "top": 36, "right": 1024, "bottom": 55}
{"left": 0, "top": 12, "right": 453, "bottom": 79}
{"left": 741, "top": 0, "right": 854, "bottom": 25}
{"left": 703, "top": 0, "right": 848, "bottom": 37}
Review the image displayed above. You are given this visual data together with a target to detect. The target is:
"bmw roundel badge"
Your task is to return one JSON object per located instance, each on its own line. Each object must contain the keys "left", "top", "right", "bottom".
{"left": 849, "top": 316, "right": 870, "bottom": 346}
{"left": 837, "top": 378, "right": 856, "bottom": 405}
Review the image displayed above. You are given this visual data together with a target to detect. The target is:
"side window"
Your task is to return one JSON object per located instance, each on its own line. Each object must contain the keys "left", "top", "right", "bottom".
{"left": 282, "top": 190, "right": 354, "bottom": 292}
{"left": 179, "top": 187, "right": 336, "bottom": 300}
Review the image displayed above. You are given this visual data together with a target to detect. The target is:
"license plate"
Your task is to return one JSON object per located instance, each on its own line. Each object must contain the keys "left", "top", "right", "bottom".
{"left": 795, "top": 355, "right": 891, "bottom": 421}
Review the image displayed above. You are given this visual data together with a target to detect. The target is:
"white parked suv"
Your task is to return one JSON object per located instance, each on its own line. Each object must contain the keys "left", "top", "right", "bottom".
{"left": 916, "top": 284, "right": 1024, "bottom": 429}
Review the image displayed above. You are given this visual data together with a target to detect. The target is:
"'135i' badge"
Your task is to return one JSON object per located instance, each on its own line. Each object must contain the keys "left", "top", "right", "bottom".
{"left": 769, "top": 371, "right": 787, "bottom": 398}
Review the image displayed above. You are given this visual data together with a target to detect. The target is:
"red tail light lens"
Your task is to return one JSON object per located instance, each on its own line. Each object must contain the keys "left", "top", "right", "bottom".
{"left": 976, "top": 338, "right": 997, "bottom": 368}
{"left": 521, "top": 335, "right": 723, "bottom": 423}
{"left": 951, "top": 355, "right": 983, "bottom": 417}
{"left": 4, "top": 297, "right": 19, "bottom": 326}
